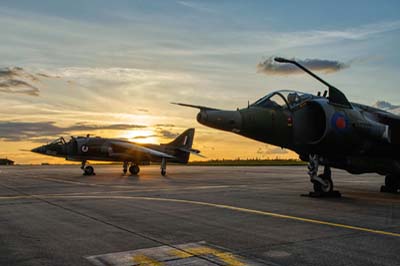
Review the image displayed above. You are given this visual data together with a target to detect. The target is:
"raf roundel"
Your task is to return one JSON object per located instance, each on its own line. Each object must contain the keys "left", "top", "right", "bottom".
{"left": 81, "top": 145, "right": 89, "bottom": 153}
{"left": 336, "top": 116, "right": 346, "bottom": 129}
{"left": 331, "top": 112, "right": 348, "bottom": 131}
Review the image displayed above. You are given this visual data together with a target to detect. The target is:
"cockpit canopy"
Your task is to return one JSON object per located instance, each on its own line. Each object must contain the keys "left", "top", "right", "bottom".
{"left": 251, "top": 90, "right": 318, "bottom": 109}
{"left": 49, "top": 136, "right": 89, "bottom": 144}
{"left": 49, "top": 137, "right": 66, "bottom": 145}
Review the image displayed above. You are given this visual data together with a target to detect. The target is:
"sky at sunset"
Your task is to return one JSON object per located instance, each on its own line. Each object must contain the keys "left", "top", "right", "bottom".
{"left": 1, "top": 0, "right": 400, "bottom": 164}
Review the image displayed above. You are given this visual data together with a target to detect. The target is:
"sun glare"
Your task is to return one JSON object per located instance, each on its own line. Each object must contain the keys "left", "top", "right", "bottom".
{"left": 120, "top": 129, "right": 159, "bottom": 144}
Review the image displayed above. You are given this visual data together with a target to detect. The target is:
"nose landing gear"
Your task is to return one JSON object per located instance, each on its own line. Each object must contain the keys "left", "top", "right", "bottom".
{"left": 81, "top": 161, "right": 95, "bottom": 176}
{"left": 305, "top": 155, "right": 340, "bottom": 197}
{"left": 84, "top": 166, "right": 95, "bottom": 176}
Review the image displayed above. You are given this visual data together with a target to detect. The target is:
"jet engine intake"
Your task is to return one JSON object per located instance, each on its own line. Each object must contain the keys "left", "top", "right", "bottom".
{"left": 293, "top": 101, "right": 326, "bottom": 145}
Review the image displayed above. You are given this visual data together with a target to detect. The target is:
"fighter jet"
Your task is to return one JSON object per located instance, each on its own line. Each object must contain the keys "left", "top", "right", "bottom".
{"left": 174, "top": 57, "right": 400, "bottom": 195}
{"left": 31, "top": 128, "right": 200, "bottom": 176}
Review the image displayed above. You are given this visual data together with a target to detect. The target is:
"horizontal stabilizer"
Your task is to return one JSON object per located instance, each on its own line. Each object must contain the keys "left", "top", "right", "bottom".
{"left": 178, "top": 147, "right": 206, "bottom": 158}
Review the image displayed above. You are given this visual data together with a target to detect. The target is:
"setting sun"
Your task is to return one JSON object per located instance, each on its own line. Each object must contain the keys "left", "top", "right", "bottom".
{"left": 120, "top": 129, "right": 159, "bottom": 144}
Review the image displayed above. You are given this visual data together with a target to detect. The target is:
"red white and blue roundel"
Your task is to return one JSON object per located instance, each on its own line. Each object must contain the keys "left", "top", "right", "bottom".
{"left": 331, "top": 112, "right": 348, "bottom": 131}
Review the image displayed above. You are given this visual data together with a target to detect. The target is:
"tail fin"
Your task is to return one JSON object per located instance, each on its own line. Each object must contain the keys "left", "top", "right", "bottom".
{"left": 167, "top": 128, "right": 195, "bottom": 149}
{"left": 166, "top": 128, "right": 195, "bottom": 163}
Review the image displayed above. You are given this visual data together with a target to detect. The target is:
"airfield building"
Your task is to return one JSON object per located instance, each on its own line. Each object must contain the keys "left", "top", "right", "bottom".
{"left": 0, "top": 158, "right": 14, "bottom": 165}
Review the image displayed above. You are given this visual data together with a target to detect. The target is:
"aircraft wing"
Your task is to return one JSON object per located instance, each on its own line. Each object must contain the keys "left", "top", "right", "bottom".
{"left": 171, "top": 102, "right": 220, "bottom": 111}
{"left": 110, "top": 140, "right": 175, "bottom": 159}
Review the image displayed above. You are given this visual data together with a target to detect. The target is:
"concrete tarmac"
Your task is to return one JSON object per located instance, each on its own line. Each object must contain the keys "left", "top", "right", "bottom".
{"left": 0, "top": 165, "right": 399, "bottom": 266}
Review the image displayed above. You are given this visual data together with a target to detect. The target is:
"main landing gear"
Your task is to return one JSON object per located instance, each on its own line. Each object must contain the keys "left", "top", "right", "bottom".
{"left": 161, "top": 158, "right": 167, "bottom": 176}
{"left": 129, "top": 164, "right": 140, "bottom": 175}
{"left": 81, "top": 160, "right": 95, "bottom": 176}
{"left": 381, "top": 175, "right": 400, "bottom": 193}
{"left": 305, "top": 155, "right": 341, "bottom": 197}
{"left": 124, "top": 159, "right": 167, "bottom": 176}
{"left": 122, "top": 162, "right": 140, "bottom": 175}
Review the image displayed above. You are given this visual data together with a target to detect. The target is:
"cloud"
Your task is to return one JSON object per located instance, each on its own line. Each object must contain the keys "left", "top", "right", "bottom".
{"left": 373, "top": 101, "right": 400, "bottom": 115}
{"left": 68, "top": 123, "right": 146, "bottom": 131}
{"left": 131, "top": 135, "right": 156, "bottom": 140}
{"left": 1, "top": 6, "right": 400, "bottom": 65}
{"left": 373, "top": 100, "right": 400, "bottom": 110}
{"left": 0, "top": 66, "right": 56, "bottom": 96}
{"left": 257, "top": 57, "right": 349, "bottom": 76}
{"left": 36, "top": 72, "right": 61, "bottom": 79}
{"left": 177, "top": 1, "right": 215, "bottom": 13}
{"left": 154, "top": 123, "right": 175, "bottom": 128}
{"left": 29, "top": 137, "right": 61, "bottom": 144}
{"left": 43, "top": 67, "right": 194, "bottom": 86}
{"left": 158, "top": 129, "right": 179, "bottom": 139}
{"left": 0, "top": 66, "right": 38, "bottom": 81}
{"left": 0, "top": 79, "right": 40, "bottom": 96}
{"left": 0, "top": 121, "right": 146, "bottom": 142}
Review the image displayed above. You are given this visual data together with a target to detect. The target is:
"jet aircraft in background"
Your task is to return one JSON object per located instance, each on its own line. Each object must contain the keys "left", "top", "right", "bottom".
{"left": 175, "top": 58, "right": 400, "bottom": 195}
{"left": 32, "top": 128, "right": 200, "bottom": 176}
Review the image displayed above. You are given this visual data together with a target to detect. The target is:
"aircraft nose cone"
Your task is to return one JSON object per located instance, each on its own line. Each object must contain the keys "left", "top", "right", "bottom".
{"left": 31, "top": 145, "right": 46, "bottom": 154}
{"left": 197, "top": 110, "right": 242, "bottom": 132}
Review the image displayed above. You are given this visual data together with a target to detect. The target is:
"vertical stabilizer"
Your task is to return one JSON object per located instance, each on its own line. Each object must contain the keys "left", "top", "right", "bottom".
{"left": 166, "top": 128, "right": 195, "bottom": 163}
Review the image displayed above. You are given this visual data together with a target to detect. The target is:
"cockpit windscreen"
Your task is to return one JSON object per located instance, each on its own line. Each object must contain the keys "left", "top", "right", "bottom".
{"left": 49, "top": 137, "right": 66, "bottom": 145}
{"left": 251, "top": 90, "right": 315, "bottom": 109}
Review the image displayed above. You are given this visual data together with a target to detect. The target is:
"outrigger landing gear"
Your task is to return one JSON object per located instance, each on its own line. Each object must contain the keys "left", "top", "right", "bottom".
{"left": 305, "top": 154, "right": 341, "bottom": 198}
{"left": 381, "top": 175, "right": 400, "bottom": 193}
{"left": 161, "top": 158, "right": 167, "bottom": 176}
{"left": 81, "top": 160, "right": 95, "bottom": 176}
{"left": 129, "top": 163, "right": 140, "bottom": 175}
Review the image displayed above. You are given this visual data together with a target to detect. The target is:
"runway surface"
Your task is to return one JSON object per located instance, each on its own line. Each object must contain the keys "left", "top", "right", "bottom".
{"left": 0, "top": 165, "right": 399, "bottom": 266}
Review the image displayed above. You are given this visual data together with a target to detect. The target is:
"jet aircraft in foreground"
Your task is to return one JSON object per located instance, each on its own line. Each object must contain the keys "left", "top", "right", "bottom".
{"left": 175, "top": 58, "right": 400, "bottom": 195}
{"left": 32, "top": 128, "right": 199, "bottom": 176}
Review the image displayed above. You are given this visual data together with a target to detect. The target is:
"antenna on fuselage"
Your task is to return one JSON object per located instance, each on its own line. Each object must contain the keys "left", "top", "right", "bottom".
{"left": 274, "top": 57, "right": 352, "bottom": 109}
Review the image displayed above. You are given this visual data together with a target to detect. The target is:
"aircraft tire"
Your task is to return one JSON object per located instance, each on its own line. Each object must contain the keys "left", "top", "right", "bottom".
{"left": 129, "top": 164, "right": 140, "bottom": 175}
{"left": 161, "top": 169, "right": 166, "bottom": 176}
{"left": 84, "top": 166, "right": 94, "bottom": 176}
{"left": 313, "top": 175, "right": 333, "bottom": 193}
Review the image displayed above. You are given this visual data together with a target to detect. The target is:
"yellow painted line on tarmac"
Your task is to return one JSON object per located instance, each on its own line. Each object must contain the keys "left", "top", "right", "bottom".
{"left": 0, "top": 185, "right": 235, "bottom": 200}
{"left": 1, "top": 194, "right": 400, "bottom": 238}
{"left": 132, "top": 254, "right": 164, "bottom": 266}
{"left": 87, "top": 242, "right": 251, "bottom": 265}
{"left": 170, "top": 247, "right": 245, "bottom": 266}
{"left": 35, "top": 177, "right": 99, "bottom": 186}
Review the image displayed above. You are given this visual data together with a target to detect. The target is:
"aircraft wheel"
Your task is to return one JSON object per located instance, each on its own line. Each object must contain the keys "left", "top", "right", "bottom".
{"left": 313, "top": 174, "right": 333, "bottom": 193}
{"left": 161, "top": 169, "right": 166, "bottom": 176}
{"left": 129, "top": 164, "right": 140, "bottom": 175}
{"left": 385, "top": 175, "right": 399, "bottom": 193}
{"left": 84, "top": 166, "right": 95, "bottom": 176}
